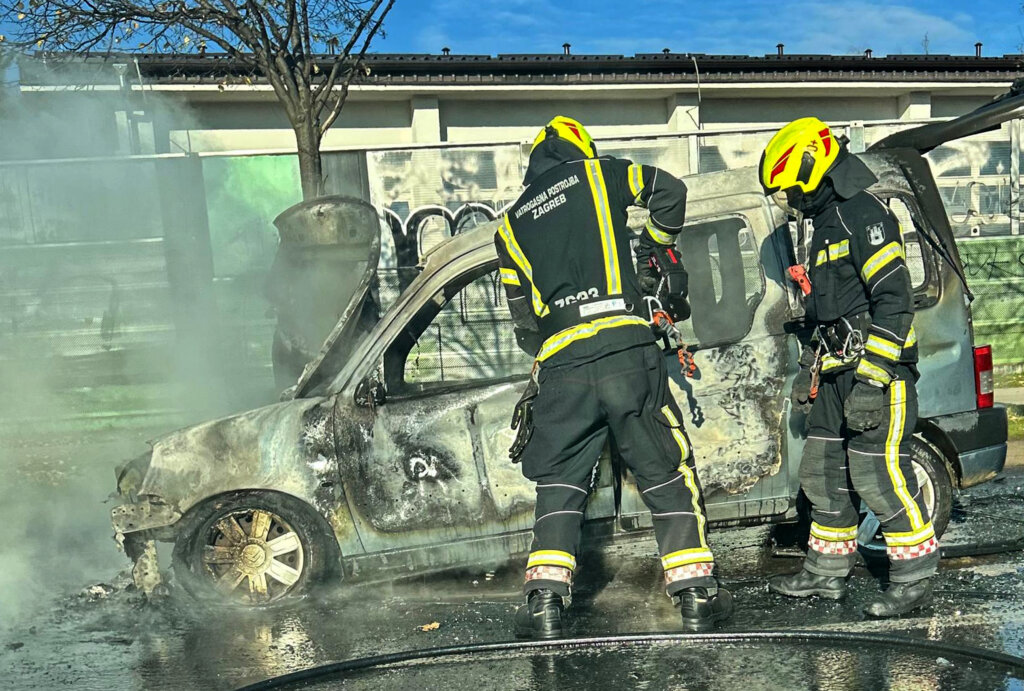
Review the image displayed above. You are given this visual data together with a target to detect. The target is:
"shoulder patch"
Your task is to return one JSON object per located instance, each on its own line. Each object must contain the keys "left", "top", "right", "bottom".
{"left": 867, "top": 222, "right": 885, "bottom": 246}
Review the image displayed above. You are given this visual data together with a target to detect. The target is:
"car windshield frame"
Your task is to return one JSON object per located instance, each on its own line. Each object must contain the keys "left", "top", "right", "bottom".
{"left": 322, "top": 230, "right": 500, "bottom": 400}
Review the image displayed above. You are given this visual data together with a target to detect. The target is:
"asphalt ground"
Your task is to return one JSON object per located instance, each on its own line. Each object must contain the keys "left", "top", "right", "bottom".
{"left": 2, "top": 459, "right": 1024, "bottom": 691}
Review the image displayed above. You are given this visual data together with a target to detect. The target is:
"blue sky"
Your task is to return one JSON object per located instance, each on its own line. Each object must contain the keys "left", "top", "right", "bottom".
{"left": 375, "top": 0, "right": 1024, "bottom": 57}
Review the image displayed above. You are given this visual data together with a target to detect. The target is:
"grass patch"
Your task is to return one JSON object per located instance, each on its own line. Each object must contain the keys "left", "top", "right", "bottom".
{"left": 995, "top": 370, "right": 1024, "bottom": 389}
{"left": 1009, "top": 409, "right": 1024, "bottom": 442}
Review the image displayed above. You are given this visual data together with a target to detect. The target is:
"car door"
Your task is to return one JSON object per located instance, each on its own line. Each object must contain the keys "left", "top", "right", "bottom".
{"left": 618, "top": 173, "right": 794, "bottom": 532}
{"left": 335, "top": 262, "right": 618, "bottom": 560}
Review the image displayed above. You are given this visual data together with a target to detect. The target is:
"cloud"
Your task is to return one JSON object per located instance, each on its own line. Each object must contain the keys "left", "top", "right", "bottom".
{"left": 384, "top": 0, "right": 992, "bottom": 57}
{"left": 597, "top": 1, "right": 977, "bottom": 56}
{"left": 793, "top": 2, "right": 974, "bottom": 54}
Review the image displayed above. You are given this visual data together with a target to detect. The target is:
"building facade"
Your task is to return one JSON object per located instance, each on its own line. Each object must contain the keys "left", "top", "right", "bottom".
{"left": 16, "top": 51, "right": 1023, "bottom": 155}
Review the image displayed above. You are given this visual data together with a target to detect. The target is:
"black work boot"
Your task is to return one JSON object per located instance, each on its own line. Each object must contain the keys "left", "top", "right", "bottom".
{"left": 864, "top": 579, "right": 932, "bottom": 618}
{"left": 769, "top": 569, "right": 847, "bottom": 600}
{"left": 514, "top": 589, "right": 565, "bottom": 640}
{"left": 676, "top": 586, "right": 734, "bottom": 633}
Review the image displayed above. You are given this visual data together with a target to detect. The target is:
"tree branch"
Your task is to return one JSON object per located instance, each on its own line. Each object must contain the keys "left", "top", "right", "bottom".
{"left": 0, "top": 0, "right": 395, "bottom": 198}
{"left": 318, "top": 0, "right": 392, "bottom": 137}
{"left": 311, "top": 0, "right": 381, "bottom": 108}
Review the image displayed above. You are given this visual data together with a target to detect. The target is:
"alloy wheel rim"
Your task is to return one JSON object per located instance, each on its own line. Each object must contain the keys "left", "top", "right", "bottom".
{"left": 201, "top": 508, "right": 305, "bottom": 603}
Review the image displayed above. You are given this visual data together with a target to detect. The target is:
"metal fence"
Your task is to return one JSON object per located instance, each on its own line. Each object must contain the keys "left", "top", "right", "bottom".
{"left": 1, "top": 119, "right": 1022, "bottom": 437}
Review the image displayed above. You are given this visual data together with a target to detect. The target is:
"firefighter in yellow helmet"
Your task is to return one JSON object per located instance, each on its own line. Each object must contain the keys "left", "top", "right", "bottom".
{"left": 496, "top": 116, "right": 732, "bottom": 638}
{"left": 759, "top": 118, "right": 936, "bottom": 617}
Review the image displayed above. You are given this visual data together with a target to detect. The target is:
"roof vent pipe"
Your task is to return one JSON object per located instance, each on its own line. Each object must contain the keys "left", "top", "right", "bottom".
{"left": 865, "top": 48, "right": 873, "bottom": 58}
{"left": 975, "top": 42, "right": 983, "bottom": 57}
{"left": 563, "top": 43, "right": 571, "bottom": 55}
{"left": 442, "top": 46, "right": 450, "bottom": 56}
{"left": 777, "top": 43, "right": 784, "bottom": 57}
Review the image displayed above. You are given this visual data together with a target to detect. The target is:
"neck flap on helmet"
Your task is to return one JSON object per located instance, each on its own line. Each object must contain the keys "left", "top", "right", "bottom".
{"left": 523, "top": 137, "right": 592, "bottom": 186}
{"left": 826, "top": 148, "right": 878, "bottom": 200}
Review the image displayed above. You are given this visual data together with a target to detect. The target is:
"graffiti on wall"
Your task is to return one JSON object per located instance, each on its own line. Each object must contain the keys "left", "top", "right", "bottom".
{"left": 368, "top": 146, "right": 523, "bottom": 273}
{"left": 961, "top": 240, "right": 1024, "bottom": 281}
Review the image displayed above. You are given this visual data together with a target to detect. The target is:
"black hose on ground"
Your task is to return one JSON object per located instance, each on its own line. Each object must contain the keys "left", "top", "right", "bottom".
{"left": 234, "top": 630, "right": 1024, "bottom": 690}
{"left": 940, "top": 535, "right": 1024, "bottom": 559}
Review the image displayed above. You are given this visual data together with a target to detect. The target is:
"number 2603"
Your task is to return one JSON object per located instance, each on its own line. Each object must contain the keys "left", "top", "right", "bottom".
{"left": 554, "top": 288, "right": 599, "bottom": 308}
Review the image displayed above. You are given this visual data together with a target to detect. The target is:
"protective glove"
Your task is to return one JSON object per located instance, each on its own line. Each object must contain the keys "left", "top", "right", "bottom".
{"left": 509, "top": 365, "right": 540, "bottom": 463}
{"left": 791, "top": 345, "right": 817, "bottom": 412}
{"left": 637, "top": 255, "right": 660, "bottom": 297}
{"left": 845, "top": 379, "right": 886, "bottom": 432}
{"left": 791, "top": 367, "right": 813, "bottom": 412}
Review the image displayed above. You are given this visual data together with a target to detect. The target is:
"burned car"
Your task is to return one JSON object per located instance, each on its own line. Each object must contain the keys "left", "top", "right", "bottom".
{"left": 112, "top": 95, "right": 1014, "bottom": 604}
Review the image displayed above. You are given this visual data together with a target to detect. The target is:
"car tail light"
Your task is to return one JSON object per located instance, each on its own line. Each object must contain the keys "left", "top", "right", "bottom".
{"left": 974, "top": 345, "right": 994, "bottom": 409}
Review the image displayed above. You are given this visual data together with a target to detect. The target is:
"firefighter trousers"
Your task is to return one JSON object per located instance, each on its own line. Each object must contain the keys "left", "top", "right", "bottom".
{"left": 800, "top": 365, "right": 939, "bottom": 583}
{"left": 520, "top": 343, "right": 715, "bottom": 597}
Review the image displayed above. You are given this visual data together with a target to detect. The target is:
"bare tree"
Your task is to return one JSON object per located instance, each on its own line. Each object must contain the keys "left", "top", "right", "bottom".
{"left": 0, "top": 0, "right": 396, "bottom": 199}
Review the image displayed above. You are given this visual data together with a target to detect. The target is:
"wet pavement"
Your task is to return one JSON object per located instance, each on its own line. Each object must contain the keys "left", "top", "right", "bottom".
{"left": 3, "top": 458, "right": 1024, "bottom": 690}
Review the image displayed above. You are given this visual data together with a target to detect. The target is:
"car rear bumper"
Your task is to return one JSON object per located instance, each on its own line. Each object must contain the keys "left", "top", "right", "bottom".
{"left": 929, "top": 405, "right": 1008, "bottom": 488}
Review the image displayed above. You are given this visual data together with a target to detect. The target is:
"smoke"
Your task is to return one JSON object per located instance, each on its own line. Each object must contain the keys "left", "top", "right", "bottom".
{"left": 0, "top": 58, "right": 285, "bottom": 625}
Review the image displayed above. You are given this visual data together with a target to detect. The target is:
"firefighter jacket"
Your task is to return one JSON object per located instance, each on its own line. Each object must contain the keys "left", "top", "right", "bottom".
{"left": 805, "top": 187, "right": 919, "bottom": 383}
{"left": 495, "top": 148, "right": 688, "bottom": 368}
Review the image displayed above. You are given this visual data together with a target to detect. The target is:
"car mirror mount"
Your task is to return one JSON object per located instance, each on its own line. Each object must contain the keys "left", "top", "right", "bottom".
{"left": 355, "top": 373, "right": 387, "bottom": 408}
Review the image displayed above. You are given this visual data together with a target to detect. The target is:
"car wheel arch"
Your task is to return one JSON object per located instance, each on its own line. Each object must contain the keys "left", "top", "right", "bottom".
{"left": 914, "top": 418, "right": 962, "bottom": 488}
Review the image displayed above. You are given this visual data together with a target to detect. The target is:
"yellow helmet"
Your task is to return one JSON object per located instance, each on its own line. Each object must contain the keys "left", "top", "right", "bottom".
{"left": 532, "top": 116, "right": 597, "bottom": 158}
{"left": 759, "top": 117, "right": 840, "bottom": 196}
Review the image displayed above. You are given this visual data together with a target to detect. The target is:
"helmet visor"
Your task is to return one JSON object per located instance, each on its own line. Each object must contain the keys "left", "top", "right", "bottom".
{"left": 772, "top": 188, "right": 801, "bottom": 219}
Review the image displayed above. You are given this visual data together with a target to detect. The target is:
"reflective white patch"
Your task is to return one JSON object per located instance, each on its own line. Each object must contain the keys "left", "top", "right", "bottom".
{"left": 867, "top": 222, "right": 885, "bottom": 246}
{"left": 578, "top": 297, "right": 626, "bottom": 317}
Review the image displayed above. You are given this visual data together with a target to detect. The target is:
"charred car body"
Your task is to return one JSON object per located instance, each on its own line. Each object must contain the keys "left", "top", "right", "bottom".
{"left": 112, "top": 94, "right": 1014, "bottom": 603}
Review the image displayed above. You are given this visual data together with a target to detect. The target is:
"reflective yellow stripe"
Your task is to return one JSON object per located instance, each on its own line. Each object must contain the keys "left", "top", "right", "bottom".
{"left": 584, "top": 159, "right": 621, "bottom": 295}
{"left": 660, "top": 405, "right": 691, "bottom": 461}
{"left": 810, "top": 523, "right": 859, "bottom": 541}
{"left": 865, "top": 334, "right": 901, "bottom": 361}
{"left": 536, "top": 315, "right": 649, "bottom": 362}
{"left": 821, "top": 353, "right": 855, "bottom": 371}
{"left": 527, "top": 550, "right": 577, "bottom": 570}
{"left": 883, "top": 523, "right": 935, "bottom": 547}
{"left": 644, "top": 220, "right": 675, "bottom": 246}
{"left": 885, "top": 380, "right": 925, "bottom": 530}
{"left": 660, "top": 548, "right": 714, "bottom": 570}
{"left": 905, "top": 326, "right": 917, "bottom": 348}
{"left": 856, "top": 358, "right": 892, "bottom": 385}
{"left": 499, "top": 268, "right": 520, "bottom": 286}
{"left": 828, "top": 239, "right": 850, "bottom": 261}
{"left": 862, "top": 241, "right": 904, "bottom": 281}
{"left": 497, "top": 215, "right": 549, "bottom": 317}
{"left": 816, "top": 249, "right": 827, "bottom": 266}
{"left": 628, "top": 163, "right": 645, "bottom": 200}
{"left": 660, "top": 405, "right": 708, "bottom": 550}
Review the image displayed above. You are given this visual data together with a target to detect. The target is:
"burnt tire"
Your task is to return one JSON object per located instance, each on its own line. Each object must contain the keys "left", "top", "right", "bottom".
{"left": 857, "top": 436, "right": 953, "bottom": 559}
{"left": 171, "top": 491, "right": 339, "bottom": 605}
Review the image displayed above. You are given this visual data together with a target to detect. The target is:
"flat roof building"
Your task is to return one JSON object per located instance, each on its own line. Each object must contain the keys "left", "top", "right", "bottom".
{"left": 15, "top": 51, "right": 1024, "bottom": 155}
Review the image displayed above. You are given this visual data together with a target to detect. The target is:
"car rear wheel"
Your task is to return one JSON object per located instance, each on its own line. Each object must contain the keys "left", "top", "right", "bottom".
{"left": 857, "top": 437, "right": 953, "bottom": 558}
{"left": 172, "top": 491, "right": 338, "bottom": 605}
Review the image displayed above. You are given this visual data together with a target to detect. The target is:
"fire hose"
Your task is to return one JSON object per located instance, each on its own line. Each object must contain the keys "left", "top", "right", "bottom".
{"left": 235, "top": 630, "right": 1024, "bottom": 689}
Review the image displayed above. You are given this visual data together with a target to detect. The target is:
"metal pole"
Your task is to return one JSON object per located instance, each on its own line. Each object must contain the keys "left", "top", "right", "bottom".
{"left": 1011, "top": 118, "right": 1020, "bottom": 236}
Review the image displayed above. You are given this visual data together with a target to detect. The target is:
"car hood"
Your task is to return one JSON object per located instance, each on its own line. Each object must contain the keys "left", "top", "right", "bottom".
{"left": 137, "top": 395, "right": 339, "bottom": 517}
{"left": 278, "top": 197, "right": 383, "bottom": 400}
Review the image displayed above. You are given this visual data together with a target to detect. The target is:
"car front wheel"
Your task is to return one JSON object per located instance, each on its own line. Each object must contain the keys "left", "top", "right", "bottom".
{"left": 172, "top": 491, "right": 338, "bottom": 605}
